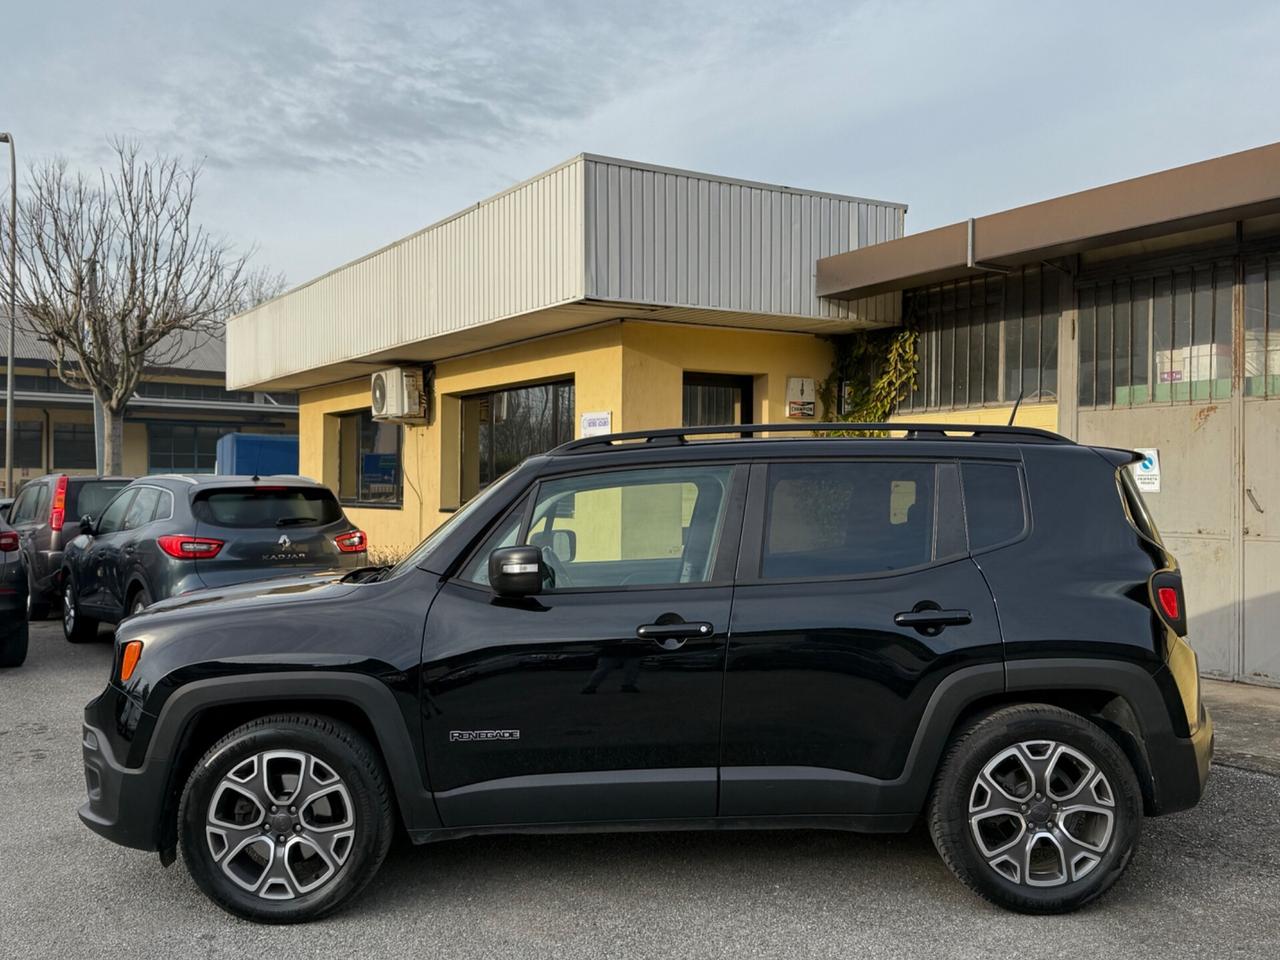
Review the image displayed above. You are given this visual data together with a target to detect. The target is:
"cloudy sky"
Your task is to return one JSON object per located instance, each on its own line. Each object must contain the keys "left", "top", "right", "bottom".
{"left": 6, "top": 0, "right": 1279, "bottom": 285}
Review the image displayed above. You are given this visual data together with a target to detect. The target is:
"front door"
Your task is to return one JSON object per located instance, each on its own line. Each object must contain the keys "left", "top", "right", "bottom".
{"left": 719, "top": 458, "right": 1004, "bottom": 816}
{"left": 77, "top": 489, "right": 137, "bottom": 614}
{"left": 422, "top": 462, "right": 746, "bottom": 827}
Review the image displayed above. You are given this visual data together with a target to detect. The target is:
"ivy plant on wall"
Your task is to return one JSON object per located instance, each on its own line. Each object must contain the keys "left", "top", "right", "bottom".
{"left": 818, "top": 319, "right": 920, "bottom": 427}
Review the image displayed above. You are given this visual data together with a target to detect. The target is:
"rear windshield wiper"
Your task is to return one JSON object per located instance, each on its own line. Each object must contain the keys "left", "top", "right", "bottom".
{"left": 276, "top": 516, "right": 320, "bottom": 527}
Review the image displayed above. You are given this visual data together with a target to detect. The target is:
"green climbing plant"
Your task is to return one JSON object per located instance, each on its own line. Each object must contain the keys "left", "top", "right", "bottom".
{"left": 818, "top": 319, "right": 920, "bottom": 429}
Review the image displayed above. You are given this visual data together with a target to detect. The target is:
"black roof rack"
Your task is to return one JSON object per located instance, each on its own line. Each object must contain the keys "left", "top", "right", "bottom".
{"left": 553, "top": 422, "right": 1074, "bottom": 455}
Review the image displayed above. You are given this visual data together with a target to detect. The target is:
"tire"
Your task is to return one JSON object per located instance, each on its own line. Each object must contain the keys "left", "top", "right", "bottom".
{"left": 927, "top": 704, "right": 1142, "bottom": 914}
{"left": 127, "top": 585, "right": 152, "bottom": 617}
{"left": 0, "top": 621, "right": 29, "bottom": 668}
{"left": 62, "top": 578, "right": 99, "bottom": 643}
{"left": 27, "top": 569, "right": 49, "bottom": 621}
{"left": 178, "top": 714, "right": 394, "bottom": 924}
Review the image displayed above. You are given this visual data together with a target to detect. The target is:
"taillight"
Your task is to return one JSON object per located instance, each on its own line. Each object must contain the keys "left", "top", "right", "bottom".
{"left": 50, "top": 475, "right": 68, "bottom": 532}
{"left": 1149, "top": 570, "right": 1187, "bottom": 638}
{"left": 335, "top": 529, "right": 367, "bottom": 554}
{"left": 157, "top": 534, "right": 224, "bottom": 559}
{"left": 0, "top": 531, "right": 18, "bottom": 552}
{"left": 119, "top": 640, "right": 143, "bottom": 682}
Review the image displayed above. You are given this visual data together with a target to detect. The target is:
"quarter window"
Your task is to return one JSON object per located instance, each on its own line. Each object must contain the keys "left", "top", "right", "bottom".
{"left": 760, "top": 461, "right": 938, "bottom": 579}
{"left": 961, "top": 463, "right": 1026, "bottom": 550}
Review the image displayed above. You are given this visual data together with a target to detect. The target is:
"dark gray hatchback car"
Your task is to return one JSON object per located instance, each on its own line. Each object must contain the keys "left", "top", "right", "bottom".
{"left": 60, "top": 475, "right": 368, "bottom": 641}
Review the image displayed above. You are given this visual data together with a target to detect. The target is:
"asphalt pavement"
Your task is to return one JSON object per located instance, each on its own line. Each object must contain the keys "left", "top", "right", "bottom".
{"left": 2, "top": 620, "right": 1278, "bottom": 960}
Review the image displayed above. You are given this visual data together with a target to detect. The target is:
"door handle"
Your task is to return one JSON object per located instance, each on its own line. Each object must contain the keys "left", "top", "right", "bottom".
{"left": 894, "top": 607, "right": 972, "bottom": 631}
{"left": 636, "top": 620, "right": 713, "bottom": 651}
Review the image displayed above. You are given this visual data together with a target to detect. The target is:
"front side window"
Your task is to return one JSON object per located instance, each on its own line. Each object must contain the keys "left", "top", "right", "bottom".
{"left": 336, "top": 411, "right": 402, "bottom": 506}
{"left": 96, "top": 490, "right": 137, "bottom": 535}
{"left": 499, "top": 465, "right": 734, "bottom": 590}
{"left": 760, "top": 461, "right": 938, "bottom": 579}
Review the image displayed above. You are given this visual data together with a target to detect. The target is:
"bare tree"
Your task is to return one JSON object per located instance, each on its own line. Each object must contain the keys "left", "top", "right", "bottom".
{"left": 2, "top": 140, "right": 256, "bottom": 474}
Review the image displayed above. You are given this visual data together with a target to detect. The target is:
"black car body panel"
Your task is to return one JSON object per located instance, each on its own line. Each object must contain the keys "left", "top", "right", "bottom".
{"left": 61, "top": 475, "right": 366, "bottom": 627}
{"left": 79, "top": 426, "right": 1213, "bottom": 860}
{"left": 1, "top": 514, "right": 28, "bottom": 645}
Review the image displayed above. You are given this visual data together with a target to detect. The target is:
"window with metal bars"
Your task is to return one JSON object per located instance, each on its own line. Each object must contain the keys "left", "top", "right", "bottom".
{"left": 1078, "top": 259, "right": 1240, "bottom": 407}
{"left": 899, "top": 265, "right": 1060, "bottom": 412}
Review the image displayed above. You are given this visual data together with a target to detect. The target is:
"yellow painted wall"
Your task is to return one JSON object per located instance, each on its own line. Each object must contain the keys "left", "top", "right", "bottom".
{"left": 295, "top": 320, "right": 838, "bottom": 561}
{"left": 889, "top": 402, "right": 1060, "bottom": 433}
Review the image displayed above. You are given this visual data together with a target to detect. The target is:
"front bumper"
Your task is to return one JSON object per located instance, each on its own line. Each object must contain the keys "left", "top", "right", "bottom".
{"left": 78, "top": 722, "right": 170, "bottom": 852}
{"left": 1146, "top": 703, "right": 1214, "bottom": 815}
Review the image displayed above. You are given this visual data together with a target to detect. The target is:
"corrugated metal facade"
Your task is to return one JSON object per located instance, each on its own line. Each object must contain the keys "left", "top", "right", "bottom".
{"left": 227, "top": 155, "right": 904, "bottom": 390}
{"left": 583, "top": 156, "right": 902, "bottom": 323}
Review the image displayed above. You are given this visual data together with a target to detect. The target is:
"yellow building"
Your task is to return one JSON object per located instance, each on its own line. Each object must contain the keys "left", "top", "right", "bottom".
{"left": 1, "top": 324, "right": 297, "bottom": 497}
{"left": 227, "top": 155, "right": 904, "bottom": 559}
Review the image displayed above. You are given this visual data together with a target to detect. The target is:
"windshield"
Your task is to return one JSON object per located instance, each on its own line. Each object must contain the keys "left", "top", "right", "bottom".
{"left": 384, "top": 468, "right": 524, "bottom": 578}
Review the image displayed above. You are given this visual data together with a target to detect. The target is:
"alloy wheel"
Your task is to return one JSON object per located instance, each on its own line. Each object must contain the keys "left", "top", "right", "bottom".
{"left": 968, "top": 740, "right": 1116, "bottom": 887}
{"left": 63, "top": 584, "right": 75, "bottom": 632}
{"left": 205, "top": 750, "right": 356, "bottom": 901}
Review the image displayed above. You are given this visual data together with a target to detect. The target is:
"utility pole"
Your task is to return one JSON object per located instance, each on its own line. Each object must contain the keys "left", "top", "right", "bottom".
{"left": 86, "top": 258, "right": 105, "bottom": 474}
{"left": 0, "top": 132, "right": 15, "bottom": 497}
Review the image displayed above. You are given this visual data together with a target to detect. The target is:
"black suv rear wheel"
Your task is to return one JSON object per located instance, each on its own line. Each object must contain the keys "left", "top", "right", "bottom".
{"left": 178, "top": 714, "right": 394, "bottom": 923}
{"left": 928, "top": 704, "right": 1142, "bottom": 913}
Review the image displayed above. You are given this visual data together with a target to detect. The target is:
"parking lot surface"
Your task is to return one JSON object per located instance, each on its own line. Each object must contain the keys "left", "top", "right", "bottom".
{"left": 2, "top": 621, "right": 1278, "bottom": 960}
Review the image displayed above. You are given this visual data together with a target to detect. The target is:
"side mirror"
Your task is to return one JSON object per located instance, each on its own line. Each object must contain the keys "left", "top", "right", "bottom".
{"left": 79, "top": 515, "right": 95, "bottom": 536}
{"left": 529, "top": 528, "right": 576, "bottom": 563}
{"left": 488, "top": 545, "right": 544, "bottom": 598}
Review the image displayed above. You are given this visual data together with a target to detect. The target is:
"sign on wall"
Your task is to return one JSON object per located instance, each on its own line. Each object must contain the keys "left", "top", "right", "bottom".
{"left": 580, "top": 411, "right": 613, "bottom": 437}
{"left": 786, "top": 377, "right": 816, "bottom": 418}
{"left": 1133, "top": 448, "right": 1161, "bottom": 493}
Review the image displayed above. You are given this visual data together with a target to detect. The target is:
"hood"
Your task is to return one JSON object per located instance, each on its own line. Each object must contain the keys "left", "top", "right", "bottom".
{"left": 138, "top": 569, "right": 358, "bottom": 618}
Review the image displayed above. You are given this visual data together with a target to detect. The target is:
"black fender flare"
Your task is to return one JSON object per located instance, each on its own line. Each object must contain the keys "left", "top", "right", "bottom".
{"left": 147, "top": 672, "right": 441, "bottom": 834}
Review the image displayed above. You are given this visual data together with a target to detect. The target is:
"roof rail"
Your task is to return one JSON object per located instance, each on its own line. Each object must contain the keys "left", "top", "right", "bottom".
{"left": 552, "top": 422, "right": 1073, "bottom": 455}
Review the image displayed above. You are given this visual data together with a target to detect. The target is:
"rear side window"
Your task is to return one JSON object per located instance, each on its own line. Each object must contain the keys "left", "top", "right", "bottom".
{"left": 761, "top": 461, "right": 937, "bottom": 579}
{"left": 962, "top": 462, "right": 1026, "bottom": 550}
{"left": 70, "top": 481, "right": 131, "bottom": 521}
{"left": 193, "top": 488, "right": 342, "bottom": 528}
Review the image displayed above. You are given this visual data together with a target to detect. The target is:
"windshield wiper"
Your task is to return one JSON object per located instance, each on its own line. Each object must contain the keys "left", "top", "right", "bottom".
{"left": 276, "top": 516, "right": 320, "bottom": 527}
{"left": 342, "top": 565, "right": 389, "bottom": 583}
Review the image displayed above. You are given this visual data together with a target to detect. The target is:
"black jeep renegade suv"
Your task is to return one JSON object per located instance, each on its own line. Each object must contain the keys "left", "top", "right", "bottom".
{"left": 79, "top": 423, "right": 1212, "bottom": 922}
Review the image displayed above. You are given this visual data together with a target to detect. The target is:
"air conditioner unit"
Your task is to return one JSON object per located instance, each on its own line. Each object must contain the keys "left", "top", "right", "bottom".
{"left": 371, "top": 367, "right": 426, "bottom": 422}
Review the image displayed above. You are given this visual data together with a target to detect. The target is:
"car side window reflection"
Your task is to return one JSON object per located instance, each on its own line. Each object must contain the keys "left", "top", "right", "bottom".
{"left": 96, "top": 491, "right": 137, "bottom": 535}
{"left": 123, "top": 488, "right": 162, "bottom": 531}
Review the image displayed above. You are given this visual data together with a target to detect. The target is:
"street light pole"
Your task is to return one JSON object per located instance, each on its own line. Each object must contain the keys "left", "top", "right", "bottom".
{"left": 0, "top": 133, "right": 15, "bottom": 498}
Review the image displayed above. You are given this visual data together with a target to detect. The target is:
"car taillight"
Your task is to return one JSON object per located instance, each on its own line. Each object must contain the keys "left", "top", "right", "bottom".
{"left": 157, "top": 534, "right": 224, "bottom": 559}
{"left": 335, "top": 529, "right": 367, "bottom": 553}
{"left": 0, "top": 531, "right": 18, "bottom": 552}
{"left": 119, "top": 640, "right": 143, "bottom": 682}
{"left": 49, "top": 475, "right": 68, "bottom": 532}
{"left": 1149, "top": 569, "right": 1187, "bottom": 638}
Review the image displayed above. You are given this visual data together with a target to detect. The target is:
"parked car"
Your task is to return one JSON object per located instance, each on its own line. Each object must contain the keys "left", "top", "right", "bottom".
{"left": 60, "top": 475, "right": 368, "bottom": 641}
{"left": 1, "top": 512, "right": 29, "bottom": 667}
{"left": 79, "top": 423, "right": 1212, "bottom": 922}
{"left": 7, "top": 475, "right": 133, "bottom": 620}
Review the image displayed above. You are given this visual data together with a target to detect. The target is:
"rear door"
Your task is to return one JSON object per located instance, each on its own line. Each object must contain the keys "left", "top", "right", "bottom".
{"left": 719, "top": 457, "right": 1005, "bottom": 817}
{"left": 191, "top": 485, "right": 353, "bottom": 588}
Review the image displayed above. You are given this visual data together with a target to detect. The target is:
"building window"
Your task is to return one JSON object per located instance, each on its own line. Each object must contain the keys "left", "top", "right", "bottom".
{"left": 1244, "top": 256, "right": 1280, "bottom": 397}
{"left": 460, "top": 380, "right": 574, "bottom": 502}
{"left": 900, "top": 265, "right": 1060, "bottom": 412}
{"left": 1078, "top": 259, "right": 1238, "bottom": 407}
{"left": 336, "top": 411, "right": 402, "bottom": 506}
{"left": 147, "top": 423, "right": 226, "bottom": 474}
{"left": 682, "top": 373, "right": 753, "bottom": 427}
{"left": 54, "top": 423, "right": 97, "bottom": 469}
{"left": 0, "top": 422, "right": 44, "bottom": 469}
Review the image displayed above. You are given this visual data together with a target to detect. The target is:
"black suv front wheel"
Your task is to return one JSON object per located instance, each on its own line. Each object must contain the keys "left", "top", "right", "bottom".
{"left": 178, "top": 714, "right": 394, "bottom": 923}
{"left": 928, "top": 704, "right": 1142, "bottom": 913}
